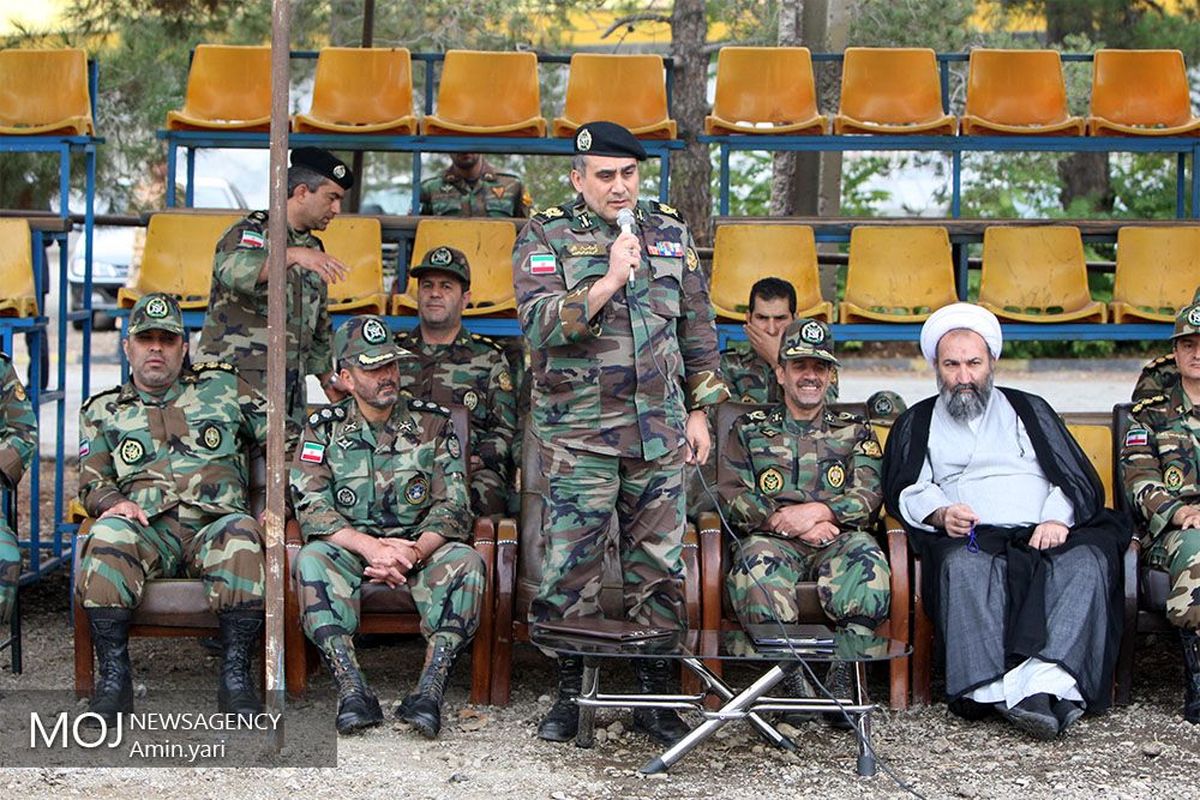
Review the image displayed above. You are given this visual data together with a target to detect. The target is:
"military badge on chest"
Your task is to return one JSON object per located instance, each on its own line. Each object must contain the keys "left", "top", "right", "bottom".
{"left": 118, "top": 438, "right": 145, "bottom": 465}
{"left": 1166, "top": 465, "right": 1186, "bottom": 490}
{"left": 758, "top": 467, "right": 784, "bottom": 495}
{"left": 200, "top": 424, "right": 222, "bottom": 450}
{"left": 463, "top": 390, "right": 478, "bottom": 411}
{"left": 825, "top": 462, "right": 846, "bottom": 490}
{"left": 446, "top": 433, "right": 462, "bottom": 460}
{"left": 335, "top": 486, "right": 357, "bottom": 507}
{"left": 405, "top": 475, "right": 429, "bottom": 505}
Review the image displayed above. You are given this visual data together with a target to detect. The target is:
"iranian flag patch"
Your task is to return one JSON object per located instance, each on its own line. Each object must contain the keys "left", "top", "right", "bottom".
{"left": 239, "top": 230, "right": 265, "bottom": 249}
{"left": 529, "top": 253, "right": 556, "bottom": 275}
{"left": 299, "top": 441, "right": 325, "bottom": 464}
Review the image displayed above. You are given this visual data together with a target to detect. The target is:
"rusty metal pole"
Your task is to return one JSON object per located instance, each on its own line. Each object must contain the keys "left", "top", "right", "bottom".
{"left": 264, "top": 0, "right": 291, "bottom": 710}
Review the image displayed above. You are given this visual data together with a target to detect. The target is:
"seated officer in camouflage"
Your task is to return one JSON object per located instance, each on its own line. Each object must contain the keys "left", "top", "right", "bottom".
{"left": 719, "top": 318, "right": 890, "bottom": 714}
{"left": 292, "top": 315, "right": 482, "bottom": 738}
{"left": 1131, "top": 287, "right": 1200, "bottom": 402}
{"left": 0, "top": 353, "right": 36, "bottom": 629}
{"left": 196, "top": 147, "right": 352, "bottom": 451}
{"left": 419, "top": 152, "right": 532, "bottom": 218}
{"left": 77, "top": 293, "right": 268, "bottom": 724}
{"left": 395, "top": 246, "right": 517, "bottom": 517}
{"left": 1121, "top": 300, "right": 1200, "bottom": 724}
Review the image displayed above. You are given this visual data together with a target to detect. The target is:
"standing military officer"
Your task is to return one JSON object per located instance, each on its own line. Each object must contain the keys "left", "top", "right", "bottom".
{"left": 1121, "top": 300, "right": 1200, "bottom": 723}
{"left": 720, "top": 318, "right": 890, "bottom": 713}
{"left": 513, "top": 121, "right": 729, "bottom": 745}
{"left": 395, "top": 246, "right": 517, "bottom": 517}
{"left": 292, "top": 315, "right": 483, "bottom": 738}
{"left": 419, "top": 152, "right": 532, "bottom": 218}
{"left": 0, "top": 353, "right": 36, "bottom": 628}
{"left": 77, "top": 293, "right": 268, "bottom": 723}
{"left": 196, "top": 147, "right": 352, "bottom": 451}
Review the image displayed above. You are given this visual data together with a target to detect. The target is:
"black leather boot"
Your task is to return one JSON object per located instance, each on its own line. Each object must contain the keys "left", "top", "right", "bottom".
{"left": 824, "top": 660, "right": 855, "bottom": 730}
{"left": 398, "top": 636, "right": 459, "bottom": 738}
{"left": 537, "top": 656, "right": 582, "bottom": 742}
{"left": 86, "top": 608, "right": 134, "bottom": 726}
{"left": 217, "top": 610, "right": 263, "bottom": 716}
{"left": 631, "top": 658, "right": 691, "bottom": 746}
{"left": 317, "top": 633, "right": 383, "bottom": 735}
{"left": 1181, "top": 629, "right": 1200, "bottom": 724}
{"left": 778, "top": 665, "right": 817, "bottom": 726}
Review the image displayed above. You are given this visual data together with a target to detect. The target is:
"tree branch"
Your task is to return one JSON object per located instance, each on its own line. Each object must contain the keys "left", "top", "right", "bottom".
{"left": 602, "top": 13, "right": 672, "bottom": 39}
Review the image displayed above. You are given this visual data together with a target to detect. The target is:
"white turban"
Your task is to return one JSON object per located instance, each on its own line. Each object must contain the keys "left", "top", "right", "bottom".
{"left": 919, "top": 302, "right": 1002, "bottom": 366}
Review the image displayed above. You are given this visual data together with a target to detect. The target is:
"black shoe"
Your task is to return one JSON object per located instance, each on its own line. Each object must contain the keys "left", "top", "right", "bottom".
{"left": 1180, "top": 630, "right": 1200, "bottom": 724}
{"left": 537, "top": 656, "right": 582, "bottom": 742}
{"left": 85, "top": 608, "right": 134, "bottom": 727}
{"left": 999, "top": 693, "right": 1059, "bottom": 740}
{"left": 1052, "top": 698, "right": 1084, "bottom": 733}
{"left": 398, "top": 637, "right": 460, "bottom": 739}
{"left": 317, "top": 634, "right": 383, "bottom": 735}
{"left": 631, "top": 658, "right": 691, "bottom": 746}
{"left": 947, "top": 697, "right": 997, "bottom": 721}
{"left": 778, "top": 665, "right": 817, "bottom": 726}
{"left": 824, "top": 661, "right": 855, "bottom": 730}
{"left": 217, "top": 611, "right": 263, "bottom": 717}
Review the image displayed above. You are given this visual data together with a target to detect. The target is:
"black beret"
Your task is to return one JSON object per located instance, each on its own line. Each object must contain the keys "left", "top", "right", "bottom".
{"left": 290, "top": 147, "right": 354, "bottom": 190}
{"left": 573, "top": 121, "right": 646, "bottom": 161}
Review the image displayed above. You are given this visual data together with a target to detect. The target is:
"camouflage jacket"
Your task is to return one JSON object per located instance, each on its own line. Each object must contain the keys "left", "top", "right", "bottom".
{"left": 719, "top": 404, "right": 883, "bottom": 537}
{"left": 1133, "top": 353, "right": 1178, "bottom": 403}
{"left": 1121, "top": 384, "right": 1200, "bottom": 541}
{"left": 196, "top": 210, "right": 333, "bottom": 380}
{"left": 78, "top": 363, "right": 267, "bottom": 523}
{"left": 419, "top": 160, "right": 532, "bottom": 217}
{"left": 290, "top": 397, "right": 469, "bottom": 543}
{"left": 513, "top": 197, "right": 729, "bottom": 460}
{"left": 394, "top": 326, "right": 516, "bottom": 485}
{"left": 720, "top": 341, "right": 840, "bottom": 404}
{"left": 0, "top": 355, "right": 36, "bottom": 490}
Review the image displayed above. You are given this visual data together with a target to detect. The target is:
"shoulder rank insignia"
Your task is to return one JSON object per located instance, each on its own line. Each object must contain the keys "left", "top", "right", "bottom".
{"left": 758, "top": 467, "right": 784, "bottom": 495}
{"left": 651, "top": 200, "right": 681, "bottom": 220}
{"left": 470, "top": 332, "right": 504, "bottom": 351}
{"left": 533, "top": 205, "right": 567, "bottom": 223}
{"left": 247, "top": 210, "right": 268, "bottom": 224}
{"left": 745, "top": 410, "right": 768, "bottom": 422}
{"left": 81, "top": 386, "right": 121, "bottom": 413}
{"left": 409, "top": 398, "right": 450, "bottom": 416}
{"left": 307, "top": 405, "right": 347, "bottom": 427}
{"left": 1150, "top": 354, "right": 1175, "bottom": 367}
{"left": 12, "top": 383, "right": 25, "bottom": 402}
{"left": 192, "top": 361, "right": 236, "bottom": 374}
{"left": 1131, "top": 394, "right": 1166, "bottom": 415}
{"left": 860, "top": 439, "right": 883, "bottom": 459}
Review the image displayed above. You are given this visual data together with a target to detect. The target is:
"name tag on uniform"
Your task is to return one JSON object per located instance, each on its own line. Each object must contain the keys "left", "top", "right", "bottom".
{"left": 299, "top": 441, "right": 325, "bottom": 463}
{"left": 567, "top": 244, "right": 604, "bottom": 257}
{"left": 647, "top": 241, "right": 683, "bottom": 257}
{"left": 529, "top": 254, "right": 556, "bottom": 275}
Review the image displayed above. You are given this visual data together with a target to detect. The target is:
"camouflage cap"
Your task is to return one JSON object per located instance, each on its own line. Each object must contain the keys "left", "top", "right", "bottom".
{"left": 778, "top": 318, "right": 839, "bottom": 366}
{"left": 127, "top": 293, "right": 184, "bottom": 336}
{"left": 334, "top": 315, "right": 410, "bottom": 369}
{"left": 410, "top": 246, "right": 471, "bottom": 287}
{"left": 1173, "top": 302, "right": 1200, "bottom": 339}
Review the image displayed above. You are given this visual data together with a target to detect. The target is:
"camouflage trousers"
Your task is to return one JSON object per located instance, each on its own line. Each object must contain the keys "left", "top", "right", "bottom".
{"left": 1153, "top": 528, "right": 1200, "bottom": 630}
{"left": 76, "top": 512, "right": 265, "bottom": 612}
{"left": 0, "top": 522, "right": 17, "bottom": 625}
{"left": 471, "top": 467, "right": 507, "bottom": 518}
{"left": 296, "top": 540, "right": 484, "bottom": 648}
{"left": 726, "top": 530, "right": 891, "bottom": 635}
{"left": 531, "top": 439, "right": 687, "bottom": 631}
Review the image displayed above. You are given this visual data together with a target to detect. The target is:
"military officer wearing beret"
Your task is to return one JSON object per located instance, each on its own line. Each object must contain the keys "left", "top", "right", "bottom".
{"left": 291, "top": 315, "right": 483, "bottom": 738}
{"left": 419, "top": 152, "right": 532, "bottom": 218}
{"left": 513, "top": 120, "right": 729, "bottom": 745}
{"left": 720, "top": 319, "right": 890, "bottom": 717}
{"left": 0, "top": 350, "right": 36, "bottom": 630}
{"left": 77, "top": 293, "right": 269, "bottom": 723}
{"left": 1122, "top": 301, "right": 1200, "bottom": 723}
{"left": 196, "top": 147, "right": 353, "bottom": 451}
{"left": 395, "top": 246, "right": 517, "bottom": 517}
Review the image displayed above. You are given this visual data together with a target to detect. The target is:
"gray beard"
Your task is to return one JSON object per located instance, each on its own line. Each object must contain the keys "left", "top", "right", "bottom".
{"left": 938, "top": 372, "right": 993, "bottom": 422}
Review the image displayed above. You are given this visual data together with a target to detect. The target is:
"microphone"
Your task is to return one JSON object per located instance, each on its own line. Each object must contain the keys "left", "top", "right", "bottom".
{"left": 616, "top": 208, "right": 636, "bottom": 284}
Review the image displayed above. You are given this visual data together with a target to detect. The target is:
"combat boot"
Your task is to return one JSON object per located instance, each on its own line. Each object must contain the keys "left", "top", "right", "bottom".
{"left": 537, "top": 656, "right": 583, "bottom": 742}
{"left": 1181, "top": 629, "right": 1200, "bottom": 723}
{"left": 318, "top": 634, "right": 383, "bottom": 735}
{"left": 86, "top": 608, "right": 134, "bottom": 727}
{"left": 217, "top": 610, "right": 262, "bottom": 717}
{"left": 778, "top": 664, "right": 817, "bottom": 726}
{"left": 398, "top": 636, "right": 460, "bottom": 738}
{"left": 631, "top": 658, "right": 692, "bottom": 746}
{"left": 823, "top": 660, "right": 855, "bottom": 730}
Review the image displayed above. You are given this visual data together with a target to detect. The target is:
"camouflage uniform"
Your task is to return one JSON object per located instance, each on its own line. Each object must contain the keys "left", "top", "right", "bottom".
{"left": 195, "top": 210, "right": 333, "bottom": 449}
{"left": 1133, "top": 353, "right": 1179, "bottom": 403}
{"left": 394, "top": 327, "right": 516, "bottom": 517}
{"left": 0, "top": 355, "right": 36, "bottom": 624}
{"left": 514, "top": 196, "right": 728, "bottom": 631}
{"left": 419, "top": 160, "right": 532, "bottom": 218}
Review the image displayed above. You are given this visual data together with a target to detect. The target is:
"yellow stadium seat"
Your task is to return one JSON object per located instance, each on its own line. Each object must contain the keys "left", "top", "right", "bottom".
{"left": 832, "top": 48, "right": 956, "bottom": 135}
{"left": 0, "top": 48, "right": 93, "bottom": 136}
{"left": 0, "top": 220, "right": 38, "bottom": 317}
{"left": 1065, "top": 422, "right": 1114, "bottom": 508}
{"left": 704, "top": 47, "right": 827, "bottom": 136}
{"left": 552, "top": 54, "right": 677, "bottom": 139}
{"left": 960, "top": 49, "right": 1084, "bottom": 136}
{"left": 421, "top": 51, "right": 546, "bottom": 137}
{"left": 165, "top": 45, "right": 271, "bottom": 132}
{"left": 978, "top": 226, "right": 1107, "bottom": 323}
{"left": 117, "top": 212, "right": 242, "bottom": 310}
{"left": 66, "top": 497, "right": 88, "bottom": 524}
{"left": 840, "top": 226, "right": 957, "bottom": 323}
{"left": 1110, "top": 226, "right": 1200, "bottom": 323}
{"left": 710, "top": 225, "right": 832, "bottom": 322}
{"left": 392, "top": 219, "right": 518, "bottom": 316}
{"left": 1088, "top": 50, "right": 1200, "bottom": 137}
{"left": 293, "top": 47, "right": 417, "bottom": 135}
{"left": 319, "top": 216, "right": 387, "bottom": 315}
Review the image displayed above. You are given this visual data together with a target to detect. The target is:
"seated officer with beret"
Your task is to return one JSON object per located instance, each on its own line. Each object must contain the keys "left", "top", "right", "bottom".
{"left": 291, "top": 315, "right": 484, "bottom": 738}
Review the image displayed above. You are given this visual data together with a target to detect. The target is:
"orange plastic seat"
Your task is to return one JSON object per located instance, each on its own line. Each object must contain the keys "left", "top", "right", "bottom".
{"left": 552, "top": 54, "right": 677, "bottom": 139}
{"left": 0, "top": 48, "right": 94, "bottom": 136}
{"left": 1088, "top": 50, "right": 1200, "bottom": 137}
{"left": 1066, "top": 422, "right": 1114, "bottom": 508}
{"left": 421, "top": 51, "right": 546, "bottom": 138}
{"left": 165, "top": 45, "right": 272, "bottom": 132}
{"left": 0, "top": 220, "right": 38, "bottom": 317}
{"left": 293, "top": 47, "right": 417, "bottom": 135}
{"left": 1110, "top": 226, "right": 1200, "bottom": 323}
{"left": 840, "top": 226, "right": 957, "bottom": 323}
{"left": 960, "top": 49, "right": 1084, "bottom": 136}
{"left": 832, "top": 48, "right": 956, "bottom": 135}
{"left": 704, "top": 47, "right": 827, "bottom": 136}
{"left": 978, "top": 226, "right": 1106, "bottom": 323}
{"left": 319, "top": 216, "right": 387, "bottom": 315}
{"left": 392, "top": 219, "right": 518, "bottom": 316}
{"left": 710, "top": 225, "right": 832, "bottom": 322}
{"left": 117, "top": 212, "right": 242, "bottom": 310}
